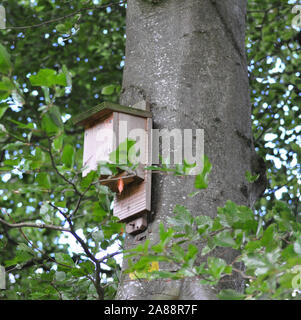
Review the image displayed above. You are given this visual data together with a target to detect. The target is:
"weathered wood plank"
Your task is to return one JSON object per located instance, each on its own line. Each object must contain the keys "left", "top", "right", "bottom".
{"left": 82, "top": 113, "right": 114, "bottom": 176}
{"left": 73, "top": 101, "right": 152, "bottom": 127}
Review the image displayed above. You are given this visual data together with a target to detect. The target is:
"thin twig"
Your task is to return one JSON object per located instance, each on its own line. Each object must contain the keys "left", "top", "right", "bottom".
{"left": 98, "top": 251, "right": 122, "bottom": 263}
{"left": 47, "top": 138, "right": 82, "bottom": 196}
{"left": 7, "top": 1, "right": 126, "bottom": 30}
{"left": 232, "top": 267, "right": 256, "bottom": 280}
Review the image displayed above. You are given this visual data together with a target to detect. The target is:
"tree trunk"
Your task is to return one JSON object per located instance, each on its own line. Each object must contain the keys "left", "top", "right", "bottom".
{"left": 116, "top": 0, "right": 254, "bottom": 300}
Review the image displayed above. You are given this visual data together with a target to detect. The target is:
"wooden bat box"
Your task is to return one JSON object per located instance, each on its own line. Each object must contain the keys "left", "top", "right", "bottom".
{"left": 73, "top": 101, "right": 152, "bottom": 230}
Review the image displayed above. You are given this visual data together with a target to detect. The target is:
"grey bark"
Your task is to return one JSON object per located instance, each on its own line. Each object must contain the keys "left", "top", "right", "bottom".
{"left": 116, "top": 0, "right": 257, "bottom": 300}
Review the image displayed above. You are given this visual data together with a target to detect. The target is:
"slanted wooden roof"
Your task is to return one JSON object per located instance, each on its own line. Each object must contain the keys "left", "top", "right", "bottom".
{"left": 73, "top": 102, "right": 152, "bottom": 126}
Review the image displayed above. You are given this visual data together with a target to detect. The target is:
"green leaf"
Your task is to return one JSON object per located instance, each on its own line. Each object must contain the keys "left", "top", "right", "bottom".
{"left": 188, "top": 191, "right": 200, "bottom": 198}
{"left": 92, "top": 202, "right": 108, "bottom": 222}
{"left": 0, "top": 77, "right": 14, "bottom": 91}
{"left": 56, "top": 22, "right": 73, "bottom": 34}
{"left": 102, "top": 219, "right": 124, "bottom": 239}
{"left": 8, "top": 119, "right": 34, "bottom": 130}
{"left": 36, "top": 172, "right": 51, "bottom": 189}
{"left": 207, "top": 257, "right": 227, "bottom": 278}
{"left": 92, "top": 230, "right": 104, "bottom": 242}
{"left": 0, "top": 77, "right": 14, "bottom": 100}
{"left": 158, "top": 223, "right": 174, "bottom": 245}
{"left": 152, "top": 243, "right": 164, "bottom": 254}
{"left": 62, "top": 144, "right": 75, "bottom": 168}
{"left": 196, "top": 215, "right": 213, "bottom": 229}
{"left": 79, "top": 261, "right": 95, "bottom": 274}
{"left": 42, "top": 86, "right": 51, "bottom": 104}
{"left": 217, "top": 201, "right": 257, "bottom": 232}
{"left": 99, "top": 166, "right": 113, "bottom": 176}
{"left": 30, "top": 69, "right": 67, "bottom": 87}
{"left": 184, "top": 244, "right": 198, "bottom": 263}
{"left": 213, "top": 230, "right": 236, "bottom": 247}
{"left": 261, "top": 224, "right": 278, "bottom": 251}
{"left": 0, "top": 103, "right": 8, "bottom": 119}
{"left": 49, "top": 106, "right": 63, "bottom": 129}
{"left": 2, "top": 141, "right": 28, "bottom": 151}
{"left": 55, "top": 253, "right": 75, "bottom": 268}
{"left": 245, "top": 170, "right": 260, "bottom": 183}
{"left": 101, "top": 85, "right": 115, "bottom": 95}
{"left": 41, "top": 111, "right": 61, "bottom": 136}
{"left": 53, "top": 134, "right": 64, "bottom": 151}
{"left": 0, "top": 44, "right": 12, "bottom": 75}
{"left": 54, "top": 201, "right": 66, "bottom": 208}
{"left": 30, "top": 147, "right": 46, "bottom": 169}
{"left": 241, "top": 254, "right": 269, "bottom": 276}
{"left": 245, "top": 240, "right": 262, "bottom": 253}
{"left": 194, "top": 155, "right": 212, "bottom": 189}
{"left": 55, "top": 271, "right": 66, "bottom": 281}
{"left": 171, "top": 244, "right": 186, "bottom": 261}
{"left": 62, "top": 64, "right": 72, "bottom": 88}
{"left": 5, "top": 243, "right": 36, "bottom": 266}
{"left": 81, "top": 170, "right": 97, "bottom": 189}
{"left": 17, "top": 243, "right": 35, "bottom": 256}
{"left": 55, "top": 73, "right": 68, "bottom": 87}
{"left": 167, "top": 205, "right": 193, "bottom": 232}
{"left": 201, "top": 245, "right": 213, "bottom": 256}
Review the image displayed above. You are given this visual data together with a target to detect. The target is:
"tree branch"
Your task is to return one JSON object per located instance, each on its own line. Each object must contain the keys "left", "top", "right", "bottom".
{"left": 95, "top": 262, "right": 105, "bottom": 300}
{"left": 0, "top": 217, "right": 71, "bottom": 233}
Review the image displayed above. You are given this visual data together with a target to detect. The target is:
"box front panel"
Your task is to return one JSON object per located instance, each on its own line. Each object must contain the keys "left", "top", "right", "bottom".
{"left": 113, "top": 115, "right": 152, "bottom": 221}
{"left": 83, "top": 113, "right": 114, "bottom": 176}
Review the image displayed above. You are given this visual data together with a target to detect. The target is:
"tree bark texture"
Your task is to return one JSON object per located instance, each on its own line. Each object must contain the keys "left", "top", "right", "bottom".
{"left": 116, "top": 0, "right": 256, "bottom": 300}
